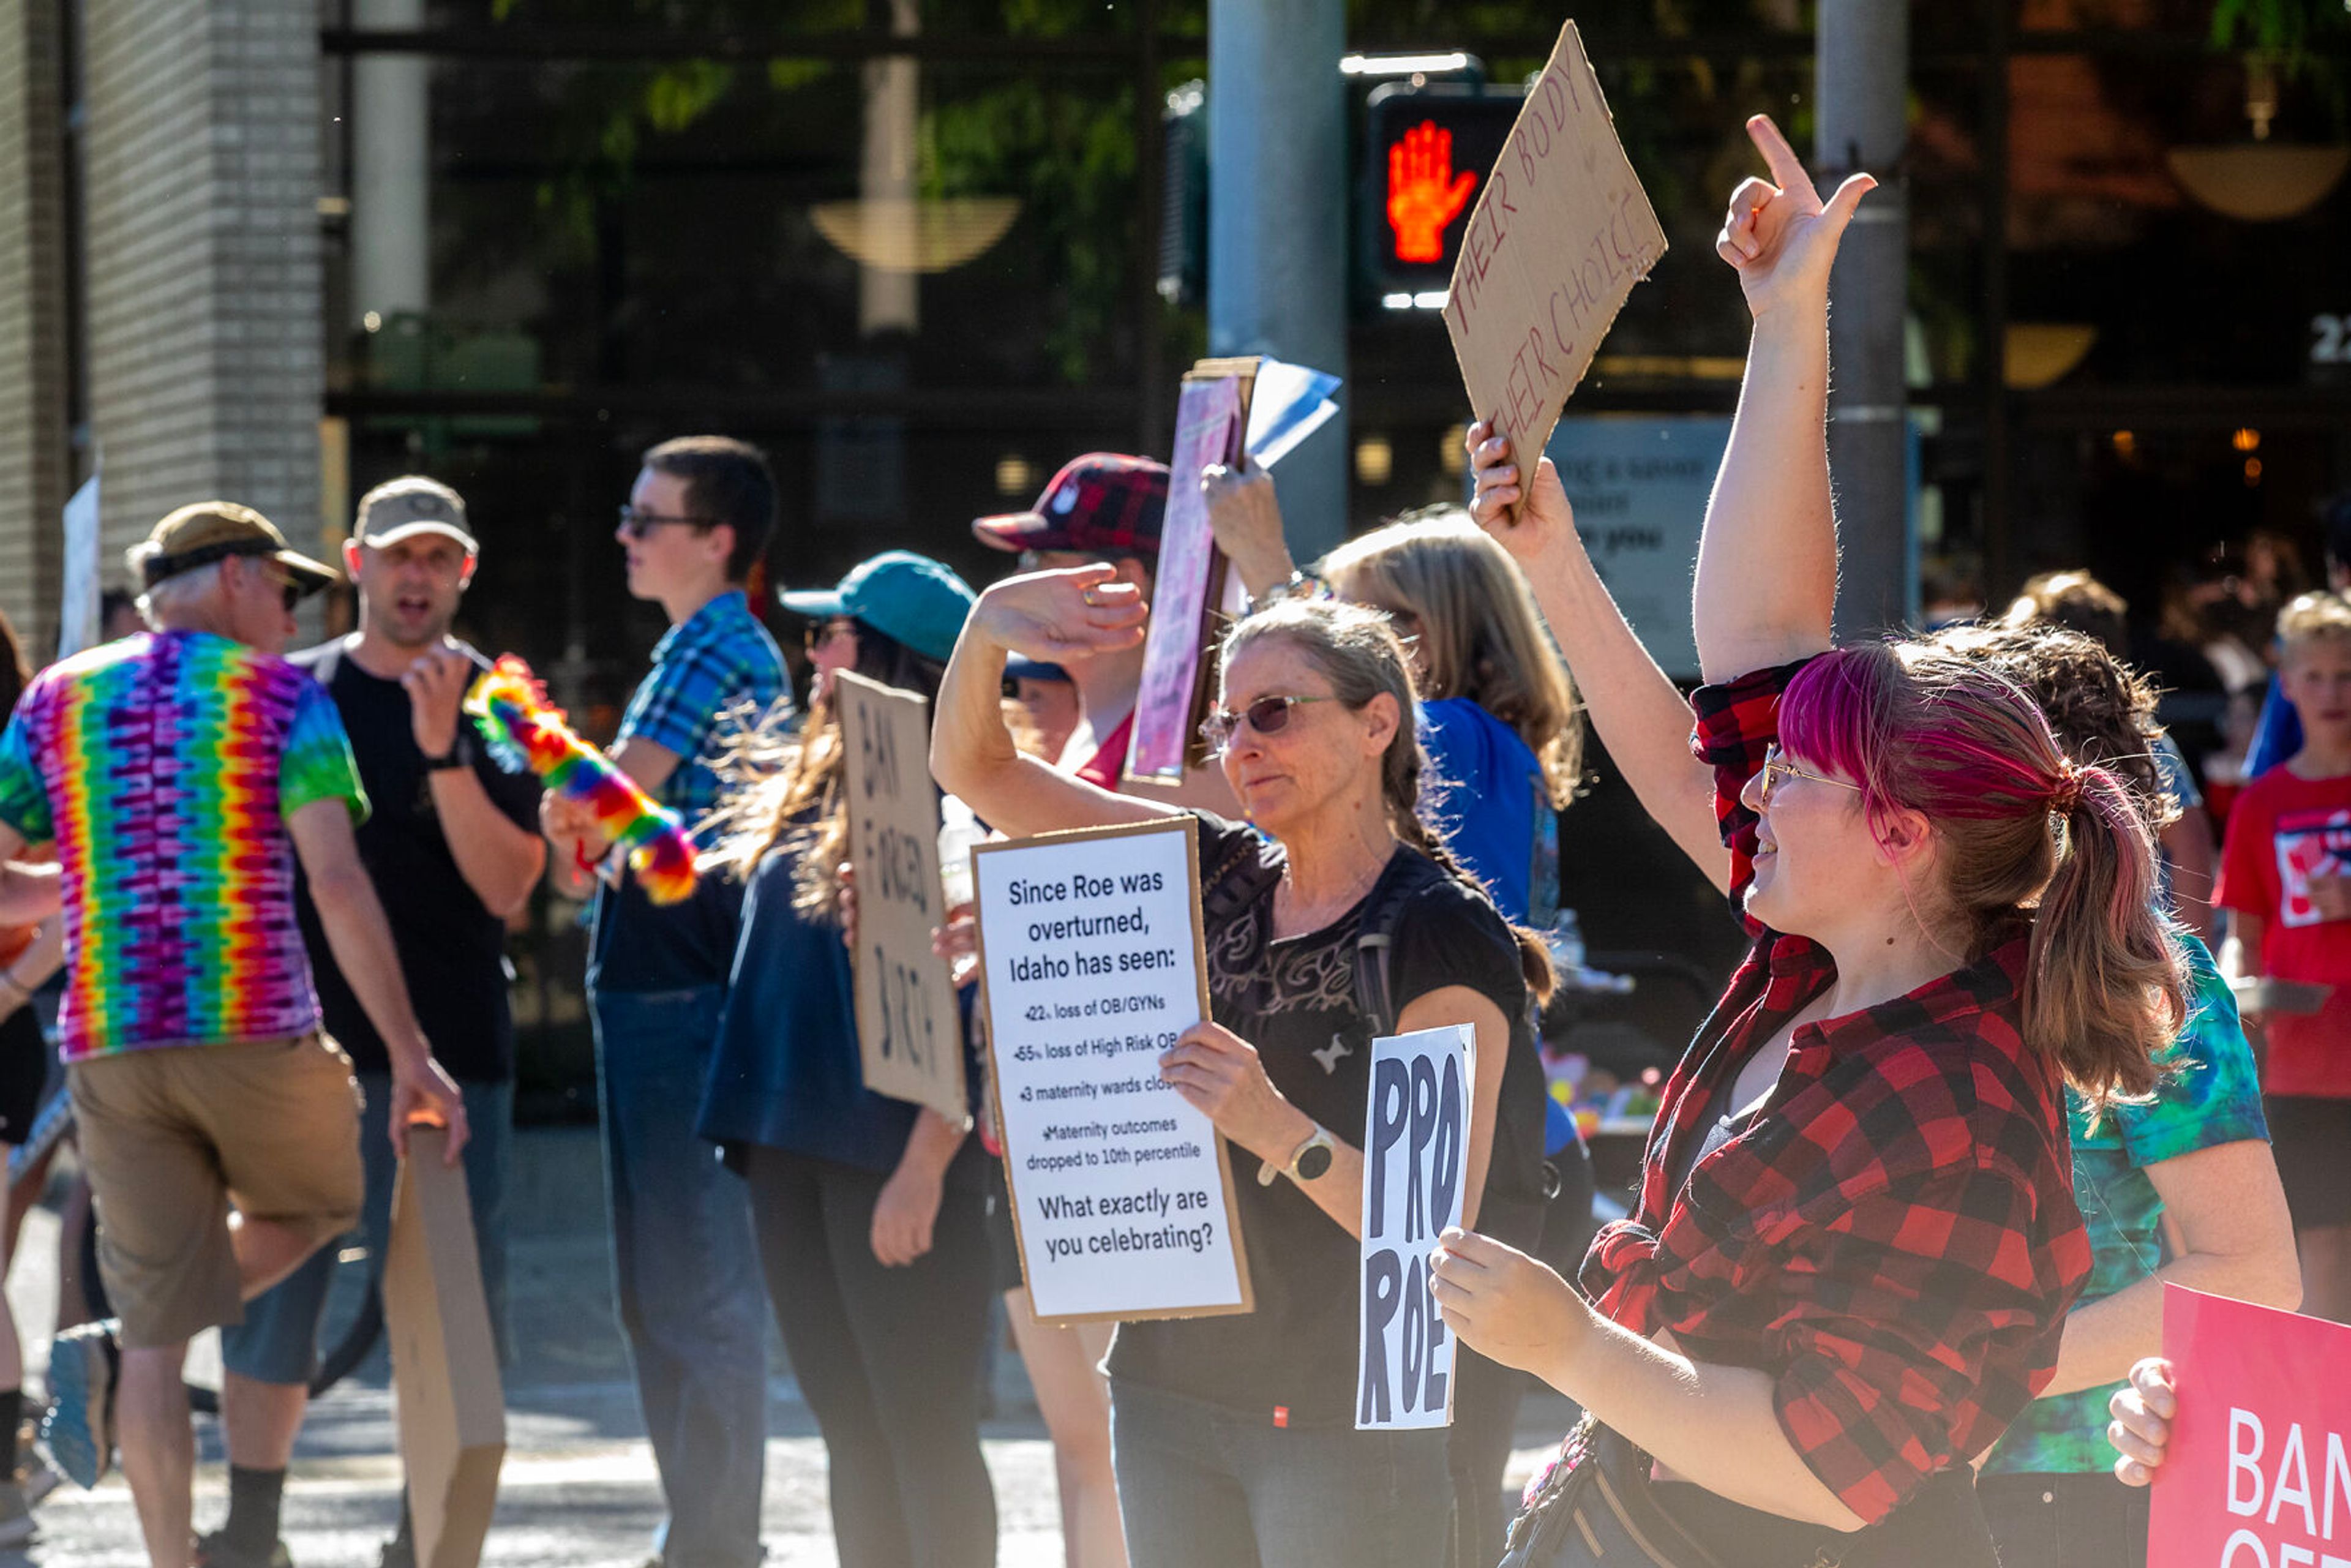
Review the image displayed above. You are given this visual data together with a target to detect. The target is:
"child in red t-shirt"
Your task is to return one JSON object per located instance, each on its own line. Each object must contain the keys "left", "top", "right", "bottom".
{"left": 2218, "top": 590, "right": 2351, "bottom": 1323}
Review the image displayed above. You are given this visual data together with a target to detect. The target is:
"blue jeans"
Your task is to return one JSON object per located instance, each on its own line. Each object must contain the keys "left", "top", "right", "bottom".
{"left": 223, "top": 1075, "right": 513, "bottom": 1384}
{"left": 1108, "top": 1378, "right": 1453, "bottom": 1568}
{"left": 593, "top": 984, "right": 768, "bottom": 1568}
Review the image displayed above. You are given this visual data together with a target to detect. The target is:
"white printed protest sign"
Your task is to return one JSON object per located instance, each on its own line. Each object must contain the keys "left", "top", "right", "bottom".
{"left": 838, "top": 670, "right": 967, "bottom": 1123}
{"left": 1357, "top": 1023, "right": 1474, "bottom": 1431}
{"left": 971, "top": 816, "right": 1252, "bottom": 1325}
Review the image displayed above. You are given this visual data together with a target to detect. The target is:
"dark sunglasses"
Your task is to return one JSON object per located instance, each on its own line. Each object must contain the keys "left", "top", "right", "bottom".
{"left": 617, "top": 505, "right": 716, "bottom": 540}
{"left": 803, "top": 618, "right": 859, "bottom": 652}
{"left": 1198, "top": 694, "right": 1337, "bottom": 752}
{"left": 262, "top": 570, "right": 302, "bottom": 613}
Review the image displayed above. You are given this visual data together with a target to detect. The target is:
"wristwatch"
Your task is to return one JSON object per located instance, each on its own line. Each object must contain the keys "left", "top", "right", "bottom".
{"left": 1258, "top": 1125, "right": 1338, "bottom": 1187}
{"left": 422, "top": 738, "right": 470, "bottom": 772}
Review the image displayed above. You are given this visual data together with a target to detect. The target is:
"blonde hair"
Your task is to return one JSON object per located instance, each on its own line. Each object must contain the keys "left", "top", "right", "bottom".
{"left": 1221, "top": 598, "right": 1556, "bottom": 1007}
{"left": 2277, "top": 590, "right": 2351, "bottom": 656}
{"left": 1319, "top": 507, "right": 1583, "bottom": 809}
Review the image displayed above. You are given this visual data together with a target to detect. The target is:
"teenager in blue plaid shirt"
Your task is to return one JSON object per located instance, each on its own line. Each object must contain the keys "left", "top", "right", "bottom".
{"left": 544, "top": 437, "right": 786, "bottom": 1568}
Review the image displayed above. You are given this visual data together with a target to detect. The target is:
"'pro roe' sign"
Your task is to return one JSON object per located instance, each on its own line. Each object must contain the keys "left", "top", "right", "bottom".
{"left": 1357, "top": 1024, "right": 1473, "bottom": 1431}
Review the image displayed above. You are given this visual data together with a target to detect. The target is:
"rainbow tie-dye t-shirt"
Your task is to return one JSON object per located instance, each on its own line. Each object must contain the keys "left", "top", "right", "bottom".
{"left": 0, "top": 630, "right": 367, "bottom": 1059}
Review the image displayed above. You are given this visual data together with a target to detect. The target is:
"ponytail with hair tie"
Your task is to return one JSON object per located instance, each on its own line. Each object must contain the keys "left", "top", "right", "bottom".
{"left": 2048, "top": 761, "right": 2086, "bottom": 817}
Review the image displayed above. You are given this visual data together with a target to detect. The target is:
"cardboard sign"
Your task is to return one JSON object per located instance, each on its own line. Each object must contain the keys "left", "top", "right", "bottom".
{"left": 1444, "top": 21, "right": 1667, "bottom": 471}
{"left": 1125, "top": 358, "right": 1259, "bottom": 784}
{"left": 384, "top": 1128, "right": 505, "bottom": 1568}
{"left": 1357, "top": 1024, "right": 1474, "bottom": 1430}
{"left": 2147, "top": 1285, "right": 2351, "bottom": 1568}
{"left": 839, "top": 670, "right": 968, "bottom": 1123}
{"left": 971, "top": 816, "right": 1252, "bottom": 1324}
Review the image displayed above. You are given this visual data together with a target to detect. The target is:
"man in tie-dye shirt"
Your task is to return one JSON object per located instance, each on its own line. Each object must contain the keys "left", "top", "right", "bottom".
{"left": 0, "top": 503, "right": 467, "bottom": 1568}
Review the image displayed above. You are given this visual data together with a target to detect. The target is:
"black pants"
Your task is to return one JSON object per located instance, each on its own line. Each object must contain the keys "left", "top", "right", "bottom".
{"left": 1449, "top": 1345, "right": 1523, "bottom": 1568}
{"left": 743, "top": 1145, "right": 998, "bottom": 1568}
{"left": 1978, "top": 1470, "right": 2150, "bottom": 1568}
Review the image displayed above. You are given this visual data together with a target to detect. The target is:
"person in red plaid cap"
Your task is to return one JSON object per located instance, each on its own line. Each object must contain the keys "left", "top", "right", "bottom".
{"left": 1441, "top": 116, "right": 2184, "bottom": 1566}
{"left": 972, "top": 455, "right": 1165, "bottom": 792}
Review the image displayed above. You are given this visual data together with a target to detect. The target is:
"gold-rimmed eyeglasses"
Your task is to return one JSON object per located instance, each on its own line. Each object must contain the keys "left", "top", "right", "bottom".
{"left": 1757, "top": 742, "right": 1863, "bottom": 809}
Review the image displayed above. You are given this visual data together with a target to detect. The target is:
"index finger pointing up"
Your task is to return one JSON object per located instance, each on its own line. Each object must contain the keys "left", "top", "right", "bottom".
{"left": 1745, "top": 113, "right": 1818, "bottom": 208}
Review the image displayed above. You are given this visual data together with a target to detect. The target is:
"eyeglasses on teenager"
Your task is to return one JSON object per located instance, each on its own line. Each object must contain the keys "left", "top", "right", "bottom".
{"left": 616, "top": 505, "right": 717, "bottom": 540}
{"left": 1757, "top": 741, "right": 1864, "bottom": 809}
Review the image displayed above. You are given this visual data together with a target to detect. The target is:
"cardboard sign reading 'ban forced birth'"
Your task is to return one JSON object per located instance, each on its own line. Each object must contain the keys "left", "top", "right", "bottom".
{"left": 384, "top": 1127, "right": 504, "bottom": 1568}
{"left": 839, "top": 670, "right": 967, "bottom": 1123}
{"left": 1357, "top": 1024, "right": 1474, "bottom": 1431}
{"left": 2147, "top": 1286, "right": 2351, "bottom": 1568}
{"left": 972, "top": 817, "right": 1252, "bottom": 1324}
{"left": 1445, "top": 21, "right": 1667, "bottom": 471}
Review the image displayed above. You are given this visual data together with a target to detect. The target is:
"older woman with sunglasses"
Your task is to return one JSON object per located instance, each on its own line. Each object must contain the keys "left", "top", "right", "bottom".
{"left": 1432, "top": 118, "right": 2186, "bottom": 1567}
{"left": 931, "top": 574, "right": 1554, "bottom": 1568}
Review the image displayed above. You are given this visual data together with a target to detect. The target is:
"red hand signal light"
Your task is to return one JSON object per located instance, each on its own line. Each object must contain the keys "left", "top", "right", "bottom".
{"left": 1387, "top": 119, "right": 1479, "bottom": 264}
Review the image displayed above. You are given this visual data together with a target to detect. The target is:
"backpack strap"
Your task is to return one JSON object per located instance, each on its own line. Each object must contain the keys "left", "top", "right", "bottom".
{"left": 1199, "top": 828, "right": 1283, "bottom": 932}
{"left": 1351, "top": 863, "right": 1415, "bottom": 1040}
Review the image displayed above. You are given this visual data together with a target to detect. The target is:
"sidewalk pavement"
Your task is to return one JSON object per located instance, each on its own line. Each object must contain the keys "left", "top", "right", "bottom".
{"left": 6, "top": 1126, "right": 1578, "bottom": 1566}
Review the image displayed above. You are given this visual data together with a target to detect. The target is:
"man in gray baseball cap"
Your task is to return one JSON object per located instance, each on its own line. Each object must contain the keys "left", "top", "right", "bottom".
{"left": 206, "top": 474, "right": 541, "bottom": 1568}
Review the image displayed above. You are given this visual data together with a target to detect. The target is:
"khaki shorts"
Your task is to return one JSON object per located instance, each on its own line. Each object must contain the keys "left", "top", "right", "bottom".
{"left": 69, "top": 1033, "right": 364, "bottom": 1349}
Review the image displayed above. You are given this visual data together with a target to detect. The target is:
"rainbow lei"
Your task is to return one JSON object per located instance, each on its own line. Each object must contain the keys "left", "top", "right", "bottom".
{"left": 463, "top": 655, "right": 699, "bottom": 905}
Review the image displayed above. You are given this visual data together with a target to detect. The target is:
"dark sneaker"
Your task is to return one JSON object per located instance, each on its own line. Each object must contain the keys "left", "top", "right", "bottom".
{"left": 37, "top": 1319, "right": 116, "bottom": 1489}
{"left": 193, "top": 1529, "right": 293, "bottom": 1568}
{"left": 376, "top": 1530, "right": 413, "bottom": 1568}
{"left": 0, "top": 1479, "right": 35, "bottom": 1547}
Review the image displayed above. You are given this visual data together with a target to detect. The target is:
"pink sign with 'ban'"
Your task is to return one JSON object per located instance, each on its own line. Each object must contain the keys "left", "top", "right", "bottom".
{"left": 2147, "top": 1285, "right": 2351, "bottom": 1568}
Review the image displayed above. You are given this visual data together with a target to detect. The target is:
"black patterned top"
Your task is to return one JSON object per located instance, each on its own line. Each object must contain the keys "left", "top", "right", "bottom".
{"left": 1104, "top": 811, "right": 1532, "bottom": 1426}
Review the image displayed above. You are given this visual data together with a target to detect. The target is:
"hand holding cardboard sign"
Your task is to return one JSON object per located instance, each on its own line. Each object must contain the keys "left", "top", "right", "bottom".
{"left": 970, "top": 566, "right": 1148, "bottom": 662}
{"left": 1199, "top": 458, "right": 1294, "bottom": 602}
{"left": 1465, "top": 419, "right": 1584, "bottom": 563}
{"left": 1427, "top": 1226, "right": 1588, "bottom": 1382}
{"left": 391, "top": 1058, "right": 470, "bottom": 1166}
{"left": 2109, "top": 1355, "right": 2177, "bottom": 1487}
{"left": 1715, "top": 115, "right": 1877, "bottom": 320}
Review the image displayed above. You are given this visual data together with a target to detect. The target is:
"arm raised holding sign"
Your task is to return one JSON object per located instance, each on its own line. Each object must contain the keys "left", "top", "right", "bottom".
{"left": 1468, "top": 421, "right": 1726, "bottom": 891}
{"left": 1432, "top": 119, "right": 2182, "bottom": 1559}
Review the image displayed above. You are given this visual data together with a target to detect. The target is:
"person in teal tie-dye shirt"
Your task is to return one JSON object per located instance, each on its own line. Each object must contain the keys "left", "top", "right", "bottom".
{"left": 1927, "top": 620, "right": 2300, "bottom": 1568}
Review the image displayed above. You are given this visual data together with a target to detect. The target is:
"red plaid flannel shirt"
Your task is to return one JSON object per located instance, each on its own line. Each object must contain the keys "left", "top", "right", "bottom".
{"left": 1578, "top": 661, "right": 2091, "bottom": 1526}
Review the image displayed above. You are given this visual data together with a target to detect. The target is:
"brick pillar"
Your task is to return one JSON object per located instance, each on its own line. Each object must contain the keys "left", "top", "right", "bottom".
{"left": 81, "top": 0, "right": 323, "bottom": 570}
{"left": 0, "top": 0, "right": 70, "bottom": 651}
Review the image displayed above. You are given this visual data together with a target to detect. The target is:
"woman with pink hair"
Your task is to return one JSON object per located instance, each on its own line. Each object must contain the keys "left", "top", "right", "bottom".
{"left": 1436, "top": 116, "right": 2186, "bottom": 1566}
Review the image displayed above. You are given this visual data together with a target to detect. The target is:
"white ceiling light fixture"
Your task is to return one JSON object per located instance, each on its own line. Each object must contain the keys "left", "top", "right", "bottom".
{"left": 2166, "top": 54, "right": 2350, "bottom": 222}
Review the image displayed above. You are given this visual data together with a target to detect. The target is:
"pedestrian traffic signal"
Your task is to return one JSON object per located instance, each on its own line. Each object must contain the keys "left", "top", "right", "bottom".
{"left": 1360, "top": 84, "right": 1521, "bottom": 302}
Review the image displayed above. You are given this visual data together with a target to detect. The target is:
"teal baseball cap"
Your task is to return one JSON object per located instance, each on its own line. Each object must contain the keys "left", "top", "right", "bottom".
{"left": 779, "top": 550, "right": 977, "bottom": 663}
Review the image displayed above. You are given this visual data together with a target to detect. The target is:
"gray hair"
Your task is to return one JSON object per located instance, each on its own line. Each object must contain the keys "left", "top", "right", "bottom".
{"left": 135, "top": 560, "right": 225, "bottom": 624}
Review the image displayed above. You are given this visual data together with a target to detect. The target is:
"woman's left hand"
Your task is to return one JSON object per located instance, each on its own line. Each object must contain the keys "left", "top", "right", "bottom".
{"left": 1429, "top": 1227, "right": 1590, "bottom": 1379}
{"left": 870, "top": 1160, "right": 945, "bottom": 1267}
{"left": 1159, "top": 1021, "right": 1297, "bottom": 1156}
